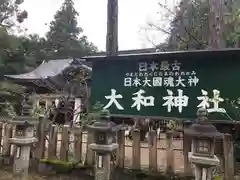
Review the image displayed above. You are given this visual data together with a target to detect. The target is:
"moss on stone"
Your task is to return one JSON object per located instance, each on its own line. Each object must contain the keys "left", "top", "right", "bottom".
{"left": 39, "top": 159, "right": 91, "bottom": 173}
{"left": 39, "top": 160, "right": 194, "bottom": 179}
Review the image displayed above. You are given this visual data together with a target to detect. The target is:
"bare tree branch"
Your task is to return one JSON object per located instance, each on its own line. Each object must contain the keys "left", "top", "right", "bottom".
{"left": 146, "top": 22, "right": 186, "bottom": 43}
{"left": 158, "top": 1, "right": 204, "bottom": 47}
{"left": 144, "top": 1, "right": 205, "bottom": 49}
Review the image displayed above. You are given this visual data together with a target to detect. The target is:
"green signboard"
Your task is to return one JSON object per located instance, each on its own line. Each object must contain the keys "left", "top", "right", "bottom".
{"left": 88, "top": 49, "right": 240, "bottom": 120}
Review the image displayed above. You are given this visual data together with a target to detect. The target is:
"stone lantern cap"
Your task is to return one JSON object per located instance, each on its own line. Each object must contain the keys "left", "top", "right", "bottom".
{"left": 87, "top": 109, "right": 120, "bottom": 132}
{"left": 100, "top": 109, "right": 110, "bottom": 120}
{"left": 184, "top": 107, "right": 222, "bottom": 138}
{"left": 13, "top": 116, "right": 37, "bottom": 123}
{"left": 184, "top": 122, "right": 222, "bottom": 138}
{"left": 9, "top": 118, "right": 38, "bottom": 127}
{"left": 87, "top": 120, "right": 120, "bottom": 132}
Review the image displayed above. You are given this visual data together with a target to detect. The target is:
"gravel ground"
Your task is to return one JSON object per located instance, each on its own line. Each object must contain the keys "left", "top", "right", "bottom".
{"left": 0, "top": 166, "right": 93, "bottom": 180}
{"left": 0, "top": 169, "right": 51, "bottom": 180}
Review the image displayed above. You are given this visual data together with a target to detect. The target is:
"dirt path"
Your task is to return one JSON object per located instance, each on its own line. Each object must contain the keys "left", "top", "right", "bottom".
{"left": 0, "top": 168, "right": 89, "bottom": 180}
{"left": 0, "top": 169, "right": 49, "bottom": 180}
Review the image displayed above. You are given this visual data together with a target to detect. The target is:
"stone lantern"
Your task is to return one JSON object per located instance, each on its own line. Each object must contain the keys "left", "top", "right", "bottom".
{"left": 87, "top": 109, "right": 119, "bottom": 180}
{"left": 8, "top": 95, "right": 38, "bottom": 180}
{"left": 184, "top": 108, "right": 222, "bottom": 180}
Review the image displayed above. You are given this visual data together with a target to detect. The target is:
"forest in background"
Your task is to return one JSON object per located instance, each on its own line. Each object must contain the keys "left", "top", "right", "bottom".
{"left": 0, "top": 0, "right": 239, "bottom": 115}
{"left": 0, "top": 0, "right": 97, "bottom": 113}
{"left": 0, "top": 0, "right": 97, "bottom": 77}
{"left": 145, "top": 0, "right": 240, "bottom": 51}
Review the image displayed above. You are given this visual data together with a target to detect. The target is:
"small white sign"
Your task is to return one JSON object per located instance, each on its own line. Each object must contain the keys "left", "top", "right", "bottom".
{"left": 16, "top": 147, "right": 21, "bottom": 158}
{"left": 98, "top": 155, "right": 103, "bottom": 168}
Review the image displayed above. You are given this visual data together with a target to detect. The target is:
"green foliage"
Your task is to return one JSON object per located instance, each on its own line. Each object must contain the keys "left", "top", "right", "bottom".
{"left": 0, "top": 0, "right": 97, "bottom": 79}
{"left": 4, "top": 101, "right": 16, "bottom": 117}
{"left": 0, "top": 81, "right": 25, "bottom": 116}
{"left": 31, "top": 102, "right": 47, "bottom": 119}
{"left": 18, "top": 34, "right": 48, "bottom": 66}
{"left": 224, "top": 97, "right": 240, "bottom": 120}
{"left": 166, "top": 119, "right": 182, "bottom": 131}
{"left": 47, "top": 0, "right": 81, "bottom": 46}
{"left": 167, "top": 120, "right": 177, "bottom": 131}
{"left": 46, "top": 0, "right": 97, "bottom": 58}
{"left": 212, "top": 175, "right": 223, "bottom": 180}
{"left": 39, "top": 159, "right": 91, "bottom": 173}
{"left": 80, "top": 101, "right": 104, "bottom": 125}
{"left": 0, "top": 28, "right": 42, "bottom": 76}
{"left": 225, "top": 7, "right": 240, "bottom": 47}
{"left": 0, "top": 0, "right": 98, "bottom": 117}
{"left": 91, "top": 101, "right": 104, "bottom": 113}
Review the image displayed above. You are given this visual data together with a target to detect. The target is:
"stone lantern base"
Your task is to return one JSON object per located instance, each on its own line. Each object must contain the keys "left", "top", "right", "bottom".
{"left": 189, "top": 152, "right": 220, "bottom": 180}
{"left": 9, "top": 137, "right": 37, "bottom": 146}
{"left": 188, "top": 152, "right": 220, "bottom": 166}
{"left": 89, "top": 143, "right": 118, "bottom": 153}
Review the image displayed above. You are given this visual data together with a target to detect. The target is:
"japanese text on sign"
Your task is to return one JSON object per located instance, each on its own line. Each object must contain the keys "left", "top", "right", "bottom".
{"left": 123, "top": 60, "right": 199, "bottom": 87}
{"left": 103, "top": 88, "right": 226, "bottom": 114}
{"left": 103, "top": 60, "right": 227, "bottom": 115}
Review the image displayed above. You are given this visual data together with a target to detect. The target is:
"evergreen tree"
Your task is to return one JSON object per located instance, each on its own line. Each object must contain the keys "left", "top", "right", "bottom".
{"left": 46, "top": 0, "right": 97, "bottom": 58}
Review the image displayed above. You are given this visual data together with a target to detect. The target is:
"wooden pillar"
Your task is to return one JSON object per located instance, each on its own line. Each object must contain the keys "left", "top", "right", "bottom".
{"left": 116, "top": 127, "right": 125, "bottom": 168}
{"left": 47, "top": 125, "right": 58, "bottom": 160}
{"left": 0, "top": 123, "right": 3, "bottom": 154}
{"left": 2, "top": 123, "right": 13, "bottom": 164}
{"left": 132, "top": 129, "right": 140, "bottom": 169}
{"left": 12, "top": 124, "right": 37, "bottom": 180}
{"left": 106, "top": 0, "right": 118, "bottom": 56}
{"left": 60, "top": 125, "right": 69, "bottom": 161}
{"left": 85, "top": 130, "right": 94, "bottom": 165}
{"left": 35, "top": 117, "right": 46, "bottom": 160}
{"left": 166, "top": 131, "right": 174, "bottom": 173}
{"left": 223, "top": 134, "right": 234, "bottom": 180}
{"left": 148, "top": 130, "right": 157, "bottom": 172}
{"left": 74, "top": 125, "right": 83, "bottom": 163}
{"left": 183, "top": 130, "right": 192, "bottom": 175}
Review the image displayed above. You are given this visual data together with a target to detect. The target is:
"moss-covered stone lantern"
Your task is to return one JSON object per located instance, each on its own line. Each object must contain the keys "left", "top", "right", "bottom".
{"left": 7, "top": 95, "right": 38, "bottom": 180}
{"left": 87, "top": 109, "right": 119, "bottom": 180}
